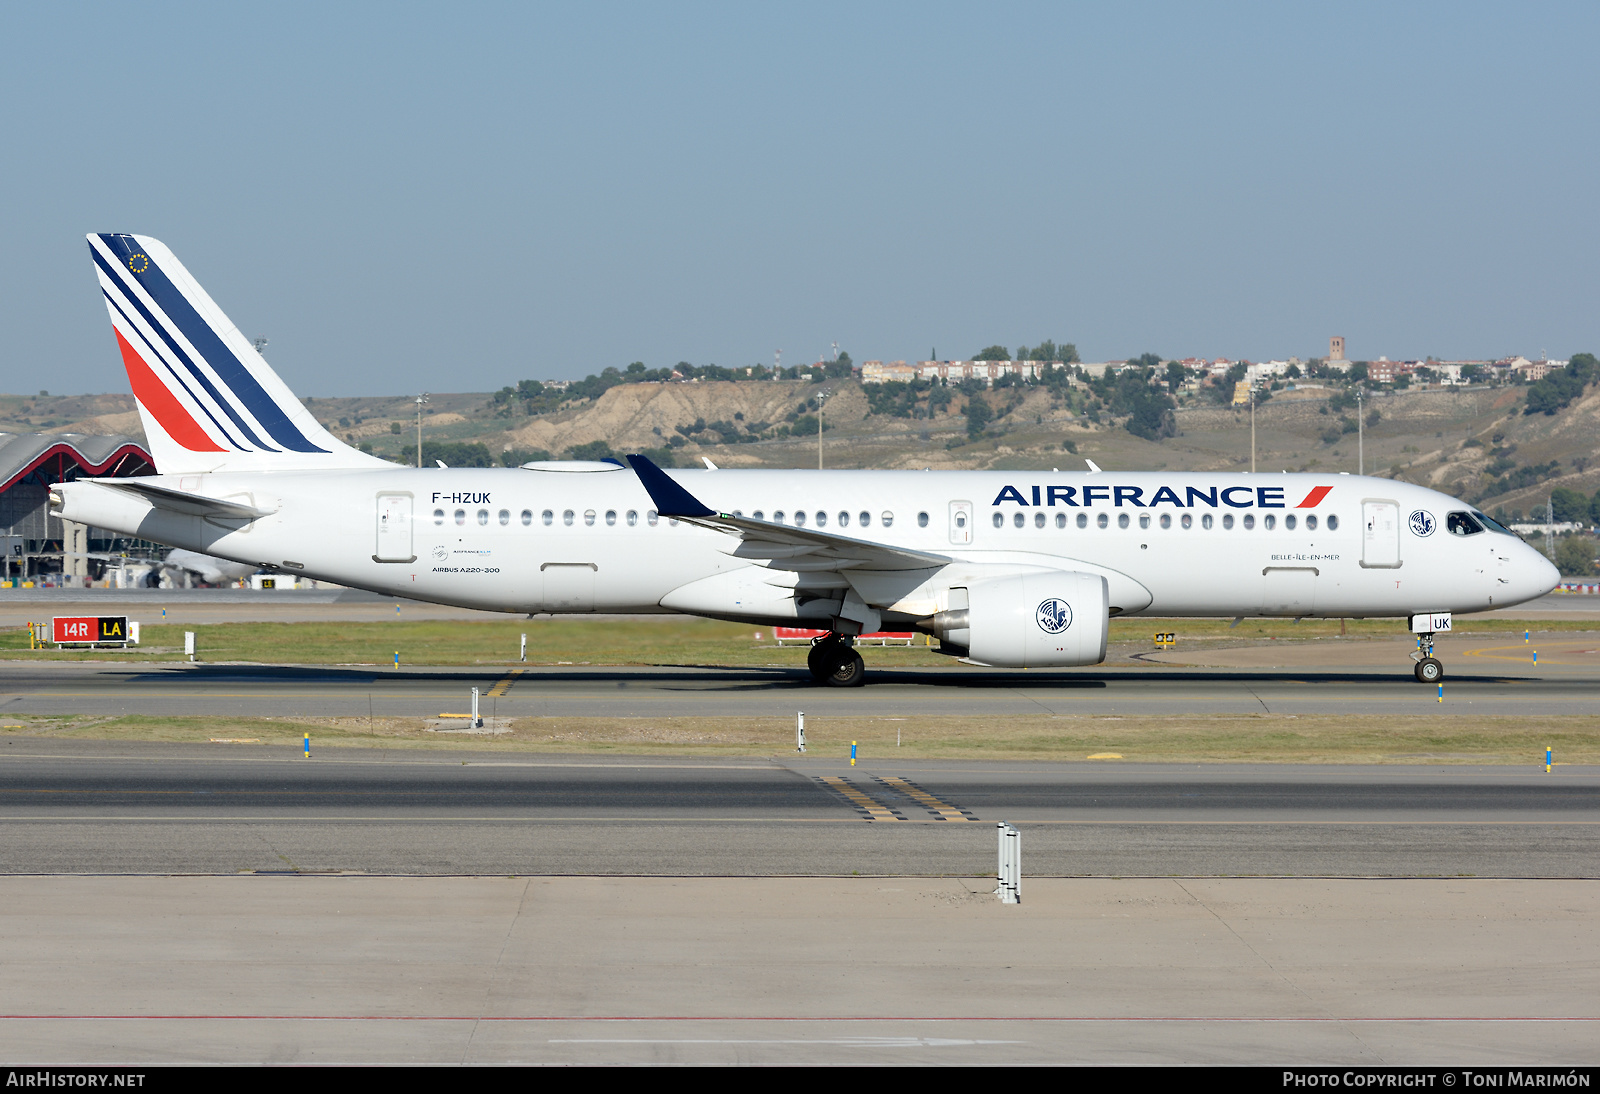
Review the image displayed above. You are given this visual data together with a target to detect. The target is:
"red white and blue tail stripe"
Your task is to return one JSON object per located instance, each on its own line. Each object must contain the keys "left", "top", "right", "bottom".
{"left": 89, "top": 233, "right": 385, "bottom": 474}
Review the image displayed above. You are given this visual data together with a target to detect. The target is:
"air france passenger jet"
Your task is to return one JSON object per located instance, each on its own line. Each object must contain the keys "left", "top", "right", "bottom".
{"left": 51, "top": 234, "right": 1560, "bottom": 686}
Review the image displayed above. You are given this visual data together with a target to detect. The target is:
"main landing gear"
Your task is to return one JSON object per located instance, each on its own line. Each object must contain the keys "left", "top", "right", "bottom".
{"left": 1411, "top": 633, "right": 1443, "bottom": 684}
{"left": 808, "top": 633, "right": 866, "bottom": 688}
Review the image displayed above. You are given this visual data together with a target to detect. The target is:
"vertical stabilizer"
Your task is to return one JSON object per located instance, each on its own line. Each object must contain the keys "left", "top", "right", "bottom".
{"left": 88, "top": 233, "right": 390, "bottom": 474}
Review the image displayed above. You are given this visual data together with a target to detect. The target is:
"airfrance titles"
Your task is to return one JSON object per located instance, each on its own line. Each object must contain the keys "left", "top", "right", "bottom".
{"left": 990, "top": 485, "right": 1332, "bottom": 510}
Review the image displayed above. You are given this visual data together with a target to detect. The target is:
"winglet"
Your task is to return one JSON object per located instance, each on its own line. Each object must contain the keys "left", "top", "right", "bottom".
{"left": 626, "top": 454, "right": 716, "bottom": 518}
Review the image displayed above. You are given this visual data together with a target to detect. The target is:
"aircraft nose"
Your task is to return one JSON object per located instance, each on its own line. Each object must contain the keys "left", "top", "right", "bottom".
{"left": 1526, "top": 545, "right": 1560, "bottom": 597}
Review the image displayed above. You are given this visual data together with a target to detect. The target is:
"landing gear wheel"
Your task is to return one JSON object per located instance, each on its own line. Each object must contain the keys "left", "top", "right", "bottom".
{"left": 1414, "top": 657, "right": 1443, "bottom": 684}
{"left": 823, "top": 649, "right": 866, "bottom": 688}
{"left": 807, "top": 637, "right": 841, "bottom": 682}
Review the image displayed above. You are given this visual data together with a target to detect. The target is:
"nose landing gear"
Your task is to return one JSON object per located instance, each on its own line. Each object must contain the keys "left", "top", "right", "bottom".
{"left": 1411, "top": 632, "right": 1443, "bottom": 683}
{"left": 808, "top": 633, "right": 866, "bottom": 687}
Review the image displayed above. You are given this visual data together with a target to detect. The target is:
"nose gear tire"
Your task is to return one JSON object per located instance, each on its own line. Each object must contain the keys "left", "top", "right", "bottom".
{"left": 1414, "top": 657, "right": 1443, "bottom": 683}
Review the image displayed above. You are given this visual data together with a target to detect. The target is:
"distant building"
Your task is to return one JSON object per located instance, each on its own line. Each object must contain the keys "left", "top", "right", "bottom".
{"left": 0, "top": 433, "right": 154, "bottom": 586}
{"left": 1329, "top": 336, "right": 1346, "bottom": 362}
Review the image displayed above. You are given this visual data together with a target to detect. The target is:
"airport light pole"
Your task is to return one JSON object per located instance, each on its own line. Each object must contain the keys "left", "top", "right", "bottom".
{"left": 1357, "top": 388, "right": 1363, "bottom": 476}
{"left": 1250, "top": 388, "right": 1256, "bottom": 473}
{"left": 816, "top": 389, "right": 831, "bottom": 470}
{"left": 415, "top": 393, "right": 429, "bottom": 468}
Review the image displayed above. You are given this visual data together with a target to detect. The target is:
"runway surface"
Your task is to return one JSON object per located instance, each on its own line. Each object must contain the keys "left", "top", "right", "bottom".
{"left": 0, "top": 739, "right": 1594, "bottom": 876}
{"left": 2, "top": 875, "right": 1595, "bottom": 1065}
{"left": 1, "top": 637, "right": 1596, "bottom": 719}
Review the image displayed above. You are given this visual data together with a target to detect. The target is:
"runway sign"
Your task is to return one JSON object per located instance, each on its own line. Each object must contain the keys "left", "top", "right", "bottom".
{"left": 52, "top": 616, "right": 130, "bottom": 646}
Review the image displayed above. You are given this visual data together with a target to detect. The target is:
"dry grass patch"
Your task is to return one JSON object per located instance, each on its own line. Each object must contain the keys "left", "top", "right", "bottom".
{"left": 4, "top": 712, "right": 1594, "bottom": 765}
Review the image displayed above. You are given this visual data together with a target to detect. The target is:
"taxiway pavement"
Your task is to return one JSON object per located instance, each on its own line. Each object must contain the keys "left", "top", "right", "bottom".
{"left": 0, "top": 739, "right": 1593, "bottom": 876}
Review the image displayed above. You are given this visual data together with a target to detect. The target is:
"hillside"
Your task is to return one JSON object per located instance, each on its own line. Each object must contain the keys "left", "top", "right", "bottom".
{"left": 7, "top": 376, "right": 1598, "bottom": 522}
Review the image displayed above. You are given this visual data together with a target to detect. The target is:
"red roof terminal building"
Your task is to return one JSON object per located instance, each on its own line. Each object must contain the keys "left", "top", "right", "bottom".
{"left": 0, "top": 433, "right": 154, "bottom": 586}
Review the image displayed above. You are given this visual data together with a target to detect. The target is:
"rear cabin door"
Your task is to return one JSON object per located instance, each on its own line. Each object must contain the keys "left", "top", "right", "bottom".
{"left": 375, "top": 493, "right": 415, "bottom": 562}
{"left": 1361, "top": 500, "right": 1401, "bottom": 568}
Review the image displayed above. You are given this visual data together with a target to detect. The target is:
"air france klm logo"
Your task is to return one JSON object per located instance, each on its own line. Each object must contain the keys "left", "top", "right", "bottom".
{"left": 990, "top": 485, "right": 1332, "bottom": 510}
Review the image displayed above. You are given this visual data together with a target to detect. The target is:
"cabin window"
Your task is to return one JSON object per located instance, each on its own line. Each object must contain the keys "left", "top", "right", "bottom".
{"left": 1201, "top": 513, "right": 1212, "bottom": 529}
{"left": 1097, "top": 513, "right": 1109, "bottom": 529}
{"left": 1160, "top": 514, "right": 1172, "bottom": 530}
{"left": 433, "top": 509, "right": 445, "bottom": 525}
{"left": 1034, "top": 512, "right": 1046, "bottom": 528}
{"left": 647, "top": 510, "right": 659, "bottom": 526}
{"left": 1077, "top": 513, "right": 1089, "bottom": 529}
{"left": 627, "top": 510, "right": 638, "bottom": 526}
{"left": 1013, "top": 512, "right": 1025, "bottom": 528}
{"left": 1221, "top": 513, "right": 1233, "bottom": 529}
{"left": 1180, "top": 513, "right": 1191, "bottom": 530}
{"left": 1243, "top": 514, "right": 1255, "bottom": 530}
{"left": 1056, "top": 512, "right": 1067, "bottom": 529}
{"left": 838, "top": 512, "right": 850, "bottom": 527}
{"left": 477, "top": 509, "right": 489, "bottom": 525}
{"left": 993, "top": 512, "right": 1004, "bottom": 529}
{"left": 918, "top": 512, "right": 930, "bottom": 528}
{"left": 498, "top": 509, "right": 510, "bottom": 526}
{"left": 455, "top": 509, "right": 466, "bottom": 526}
{"left": 1327, "top": 514, "right": 1339, "bottom": 531}
{"left": 521, "top": 510, "right": 533, "bottom": 526}
{"left": 815, "top": 511, "right": 827, "bottom": 527}
{"left": 1284, "top": 514, "right": 1297, "bottom": 530}
{"left": 542, "top": 510, "right": 553, "bottom": 526}
{"left": 795, "top": 511, "right": 807, "bottom": 527}
{"left": 773, "top": 511, "right": 785, "bottom": 524}
{"left": 605, "top": 510, "right": 617, "bottom": 526}
{"left": 859, "top": 511, "right": 871, "bottom": 527}
{"left": 1117, "top": 513, "right": 1130, "bottom": 529}
{"left": 1263, "top": 514, "right": 1276, "bottom": 530}
{"left": 563, "top": 510, "right": 575, "bottom": 526}
{"left": 1305, "top": 514, "right": 1318, "bottom": 531}
{"left": 584, "top": 510, "right": 596, "bottom": 526}
{"left": 752, "top": 510, "right": 764, "bottom": 521}
{"left": 881, "top": 512, "right": 894, "bottom": 527}
{"left": 1139, "top": 513, "right": 1151, "bottom": 530}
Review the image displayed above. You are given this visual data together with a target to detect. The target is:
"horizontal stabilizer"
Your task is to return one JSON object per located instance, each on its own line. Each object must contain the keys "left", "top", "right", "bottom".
{"left": 91, "top": 479, "right": 272, "bottom": 519}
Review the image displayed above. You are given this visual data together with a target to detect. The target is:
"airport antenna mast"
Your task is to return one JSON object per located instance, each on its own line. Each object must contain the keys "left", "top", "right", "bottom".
{"left": 415, "top": 393, "right": 429, "bottom": 468}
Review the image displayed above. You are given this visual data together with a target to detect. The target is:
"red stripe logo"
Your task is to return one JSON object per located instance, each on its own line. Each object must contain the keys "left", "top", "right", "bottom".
{"left": 114, "top": 328, "right": 227, "bottom": 452}
{"left": 1296, "top": 486, "right": 1332, "bottom": 508}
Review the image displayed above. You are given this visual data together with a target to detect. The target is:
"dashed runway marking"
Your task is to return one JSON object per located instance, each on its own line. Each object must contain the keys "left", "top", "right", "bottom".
{"left": 815, "top": 776, "right": 904, "bottom": 821}
{"left": 874, "top": 775, "right": 976, "bottom": 821}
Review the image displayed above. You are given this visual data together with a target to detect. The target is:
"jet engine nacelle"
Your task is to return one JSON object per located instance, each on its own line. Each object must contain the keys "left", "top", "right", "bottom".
{"left": 929, "top": 571, "right": 1109, "bottom": 668}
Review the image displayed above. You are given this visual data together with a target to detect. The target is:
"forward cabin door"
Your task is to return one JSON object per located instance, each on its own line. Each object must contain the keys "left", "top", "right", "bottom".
{"left": 1360, "top": 499, "right": 1401, "bottom": 568}
{"left": 374, "top": 493, "right": 415, "bottom": 562}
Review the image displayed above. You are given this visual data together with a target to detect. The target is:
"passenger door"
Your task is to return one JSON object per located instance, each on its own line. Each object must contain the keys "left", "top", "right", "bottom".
{"left": 374, "top": 493, "right": 415, "bottom": 563}
{"left": 1360, "top": 500, "right": 1401, "bottom": 568}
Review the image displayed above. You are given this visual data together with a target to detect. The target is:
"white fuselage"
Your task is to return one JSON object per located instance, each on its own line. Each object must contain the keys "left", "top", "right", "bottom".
{"left": 56, "top": 465, "right": 1560, "bottom": 625}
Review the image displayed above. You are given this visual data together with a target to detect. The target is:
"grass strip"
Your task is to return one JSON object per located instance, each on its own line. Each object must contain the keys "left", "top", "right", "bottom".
{"left": 5, "top": 713, "right": 1594, "bottom": 765}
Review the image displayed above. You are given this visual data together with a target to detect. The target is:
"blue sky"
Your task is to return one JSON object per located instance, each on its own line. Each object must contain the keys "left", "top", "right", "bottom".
{"left": 3, "top": 3, "right": 1596, "bottom": 396}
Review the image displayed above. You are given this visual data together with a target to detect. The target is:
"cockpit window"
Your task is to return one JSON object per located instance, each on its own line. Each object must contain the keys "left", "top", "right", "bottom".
{"left": 1447, "top": 511, "right": 1484, "bottom": 536}
{"left": 1471, "top": 510, "right": 1516, "bottom": 536}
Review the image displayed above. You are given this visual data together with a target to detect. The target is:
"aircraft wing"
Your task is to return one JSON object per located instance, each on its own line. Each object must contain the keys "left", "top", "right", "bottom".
{"left": 89, "top": 479, "right": 273, "bottom": 520}
{"left": 626, "top": 454, "right": 949, "bottom": 573}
